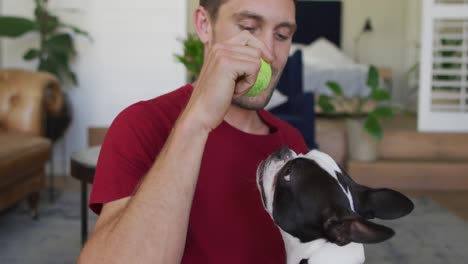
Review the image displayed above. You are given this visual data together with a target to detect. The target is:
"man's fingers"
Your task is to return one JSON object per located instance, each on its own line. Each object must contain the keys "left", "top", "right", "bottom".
{"left": 227, "top": 30, "right": 273, "bottom": 62}
{"left": 223, "top": 55, "right": 261, "bottom": 95}
{"left": 212, "top": 44, "right": 263, "bottom": 63}
{"left": 225, "top": 44, "right": 263, "bottom": 60}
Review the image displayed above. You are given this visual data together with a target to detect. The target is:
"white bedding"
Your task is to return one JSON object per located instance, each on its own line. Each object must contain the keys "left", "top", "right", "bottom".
{"left": 291, "top": 38, "right": 372, "bottom": 97}
{"left": 303, "top": 64, "right": 371, "bottom": 97}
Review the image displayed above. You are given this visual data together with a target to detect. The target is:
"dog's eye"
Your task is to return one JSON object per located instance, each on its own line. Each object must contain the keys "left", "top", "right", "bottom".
{"left": 284, "top": 175, "right": 290, "bottom": 181}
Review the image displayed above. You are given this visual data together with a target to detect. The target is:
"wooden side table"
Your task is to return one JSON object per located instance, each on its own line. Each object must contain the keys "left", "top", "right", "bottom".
{"left": 70, "top": 145, "right": 101, "bottom": 246}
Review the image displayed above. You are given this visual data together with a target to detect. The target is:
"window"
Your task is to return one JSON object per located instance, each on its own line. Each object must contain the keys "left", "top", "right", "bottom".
{"left": 419, "top": 0, "right": 468, "bottom": 131}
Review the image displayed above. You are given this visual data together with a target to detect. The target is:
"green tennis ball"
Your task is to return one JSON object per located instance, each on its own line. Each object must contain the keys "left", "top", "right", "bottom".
{"left": 245, "top": 58, "right": 272, "bottom": 97}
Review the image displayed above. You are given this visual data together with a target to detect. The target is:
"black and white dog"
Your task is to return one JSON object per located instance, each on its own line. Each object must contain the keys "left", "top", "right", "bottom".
{"left": 256, "top": 147, "right": 414, "bottom": 264}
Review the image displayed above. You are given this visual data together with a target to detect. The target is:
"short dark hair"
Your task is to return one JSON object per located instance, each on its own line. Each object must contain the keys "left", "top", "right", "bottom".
{"left": 200, "top": 0, "right": 296, "bottom": 22}
{"left": 199, "top": 0, "right": 228, "bottom": 22}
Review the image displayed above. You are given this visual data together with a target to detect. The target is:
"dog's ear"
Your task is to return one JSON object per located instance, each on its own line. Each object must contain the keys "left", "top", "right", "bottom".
{"left": 357, "top": 188, "right": 414, "bottom": 220}
{"left": 336, "top": 167, "right": 414, "bottom": 220}
{"left": 322, "top": 207, "right": 395, "bottom": 246}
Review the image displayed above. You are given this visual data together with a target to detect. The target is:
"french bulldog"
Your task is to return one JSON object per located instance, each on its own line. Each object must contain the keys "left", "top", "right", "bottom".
{"left": 256, "top": 147, "right": 414, "bottom": 264}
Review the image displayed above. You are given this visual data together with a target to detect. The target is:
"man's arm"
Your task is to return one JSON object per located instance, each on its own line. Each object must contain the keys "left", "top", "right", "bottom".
{"left": 77, "top": 31, "right": 273, "bottom": 263}
{"left": 78, "top": 113, "right": 209, "bottom": 263}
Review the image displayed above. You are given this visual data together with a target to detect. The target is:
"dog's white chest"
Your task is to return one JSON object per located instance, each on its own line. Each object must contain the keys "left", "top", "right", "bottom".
{"left": 281, "top": 232, "right": 365, "bottom": 264}
{"left": 302, "top": 242, "right": 365, "bottom": 264}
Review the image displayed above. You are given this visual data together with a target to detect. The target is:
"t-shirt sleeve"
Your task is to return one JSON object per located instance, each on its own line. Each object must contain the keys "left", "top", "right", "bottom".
{"left": 89, "top": 102, "right": 170, "bottom": 214}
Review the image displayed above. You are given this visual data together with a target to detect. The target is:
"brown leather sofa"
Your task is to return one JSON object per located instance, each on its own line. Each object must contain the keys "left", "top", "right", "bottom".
{"left": 0, "top": 69, "right": 63, "bottom": 218}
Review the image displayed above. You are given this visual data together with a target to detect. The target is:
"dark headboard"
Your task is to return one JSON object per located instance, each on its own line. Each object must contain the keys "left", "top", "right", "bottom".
{"left": 293, "top": 1, "right": 342, "bottom": 47}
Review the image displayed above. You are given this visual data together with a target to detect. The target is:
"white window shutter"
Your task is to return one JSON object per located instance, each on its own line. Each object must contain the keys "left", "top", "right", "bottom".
{"left": 418, "top": 0, "right": 468, "bottom": 132}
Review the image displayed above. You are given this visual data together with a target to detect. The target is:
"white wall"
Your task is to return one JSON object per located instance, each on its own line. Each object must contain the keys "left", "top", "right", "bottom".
{"left": 342, "top": 0, "right": 422, "bottom": 105}
{"left": 342, "top": 0, "right": 406, "bottom": 100}
{"left": 187, "top": 0, "right": 198, "bottom": 36}
{"left": 1, "top": 0, "right": 187, "bottom": 175}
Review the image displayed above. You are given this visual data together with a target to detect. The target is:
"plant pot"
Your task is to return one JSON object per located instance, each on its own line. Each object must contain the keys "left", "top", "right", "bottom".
{"left": 346, "top": 118, "right": 378, "bottom": 161}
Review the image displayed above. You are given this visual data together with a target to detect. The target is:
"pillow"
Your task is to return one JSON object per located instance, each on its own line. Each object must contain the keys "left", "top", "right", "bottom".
{"left": 265, "top": 90, "right": 288, "bottom": 110}
{"left": 289, "top": 43, "right": 307, "bottom": 55}
{"left": 302, "top": 37, "right": 356, "bottom": 67}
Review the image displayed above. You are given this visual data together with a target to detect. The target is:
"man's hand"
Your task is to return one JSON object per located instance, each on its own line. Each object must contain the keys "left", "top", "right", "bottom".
{"left": 186, "top": 31, "right": 274, "bottom": 132}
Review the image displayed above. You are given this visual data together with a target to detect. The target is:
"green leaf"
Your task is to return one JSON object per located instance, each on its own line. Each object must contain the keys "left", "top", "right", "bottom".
{"left": 49, "top": 51, "right": 70, "bottom": 67}
{"left": 34, "top": 2, "right": 59, "bottom": 34}
{"left": 59, "top": 62, "right": 78, "bottom": 85}
{"left": 0, "top": 16, "right": 37, "bottom": 37}
{"left": 370, "top": 89, "right": 391, "bottom": 101}
{"left": 364, "top": 113, "right": 383, "bottom": 140}
{"left": 175, "top": 54, "right": 198, "bottom": 77}
{"left": 373, "top": 106, "right": 394, "bottom": 119}
{"left": 367, "top": 65, "right": 379, "bottom": 89}
{"left": 59, "top": 22, "right": 92, "bottom": 40}
{"left": 66, "top": 70, "right": 78, "bottom": 85}
{"left": 23, "top": 49, "right": 40, "bottom": 60}
{"left": 174, "top": 54, "right": 187, "bottom": 64}
{"left": 318, "top": 95, "right": 336, "bottom": 114}
{"left": 42, "top": 53, "right": 78, "bottom": 85}
{"left": 44, "top": 15, "right": 60, "bottom": 34}
{"left": 46, "top": 33, "right": 75, "bottom": 55}
{"left": 326, "top": 81, "right": 344, "bottom": 96}
{"left": 38, "top": 57, "right": 60, "bottom": 79}
{"left": 175, "top": 34, "right": 204, "bottom": 78}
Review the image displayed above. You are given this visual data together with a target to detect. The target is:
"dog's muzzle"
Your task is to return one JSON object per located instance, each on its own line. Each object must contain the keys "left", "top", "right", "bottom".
{"left": 257, "top": 147, "right": 297, "bottom": 211}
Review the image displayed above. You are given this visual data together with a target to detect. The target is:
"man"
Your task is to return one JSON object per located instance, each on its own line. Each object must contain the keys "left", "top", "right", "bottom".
{"left": 78, "top": 0, "right": 306, "bottom": 263}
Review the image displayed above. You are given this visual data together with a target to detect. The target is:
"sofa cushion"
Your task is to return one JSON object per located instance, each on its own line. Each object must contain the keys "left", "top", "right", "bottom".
{"left": 0, "top": 133, "right": 51, "bottom": 190}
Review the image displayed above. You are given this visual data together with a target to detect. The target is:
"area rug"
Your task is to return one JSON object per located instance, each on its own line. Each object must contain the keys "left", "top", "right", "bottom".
{"left": 0, "top": 190, "right": 97, "bottom": 264}
{"left": 0, "top": 191, "right": 467, "bottom": 264}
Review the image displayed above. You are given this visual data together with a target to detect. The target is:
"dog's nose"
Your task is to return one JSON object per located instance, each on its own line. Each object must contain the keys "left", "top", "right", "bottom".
{"left": 273, "top": 147, "right": 295, "bottom": 161}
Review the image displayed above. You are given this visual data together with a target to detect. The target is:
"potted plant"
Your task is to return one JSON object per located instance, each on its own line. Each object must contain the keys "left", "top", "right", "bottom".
{"left": 174, "top": 33, "right": 204, "bottom": 82}
{"left": 0, "top": 0, "right": 90, "bottom": 86}
{"left": 318, "top": 65, "right": 394, "bottom": 161}
{"left": 0, "top": 0, "right": 91, "bottom": 135}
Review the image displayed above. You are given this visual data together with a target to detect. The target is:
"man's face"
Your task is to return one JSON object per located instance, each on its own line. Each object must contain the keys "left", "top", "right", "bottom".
{"left": 207, "top": 0, "right": 296, "bottom": 110}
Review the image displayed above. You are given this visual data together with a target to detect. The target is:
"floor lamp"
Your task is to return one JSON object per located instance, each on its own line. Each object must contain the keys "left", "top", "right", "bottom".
{"left": 354, "top": 18, "right": 373, "bottom": 63}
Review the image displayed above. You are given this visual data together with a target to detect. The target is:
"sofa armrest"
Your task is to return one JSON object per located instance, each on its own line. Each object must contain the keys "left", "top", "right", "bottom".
{"left": 0, "top": 69, "right": 63, "bottom": 136}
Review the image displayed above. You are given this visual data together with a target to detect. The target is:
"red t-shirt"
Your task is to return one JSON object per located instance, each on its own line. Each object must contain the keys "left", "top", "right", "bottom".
{"left": 89, "top": 84, "right": 308, "bottom": 263}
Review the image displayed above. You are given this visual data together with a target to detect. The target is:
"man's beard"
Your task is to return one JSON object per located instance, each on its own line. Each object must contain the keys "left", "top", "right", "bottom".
{"left": 232, "top": 78, "right": 278, "bottom": 110}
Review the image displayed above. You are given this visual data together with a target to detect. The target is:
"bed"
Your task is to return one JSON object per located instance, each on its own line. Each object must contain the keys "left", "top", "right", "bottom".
{"left": 290, "top": 1, "right": 382, "bottom": 98}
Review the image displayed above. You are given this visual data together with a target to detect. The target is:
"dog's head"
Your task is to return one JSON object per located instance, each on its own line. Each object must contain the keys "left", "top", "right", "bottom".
{"left": 256, "top": 147, "right": 414, "bottom": 246}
